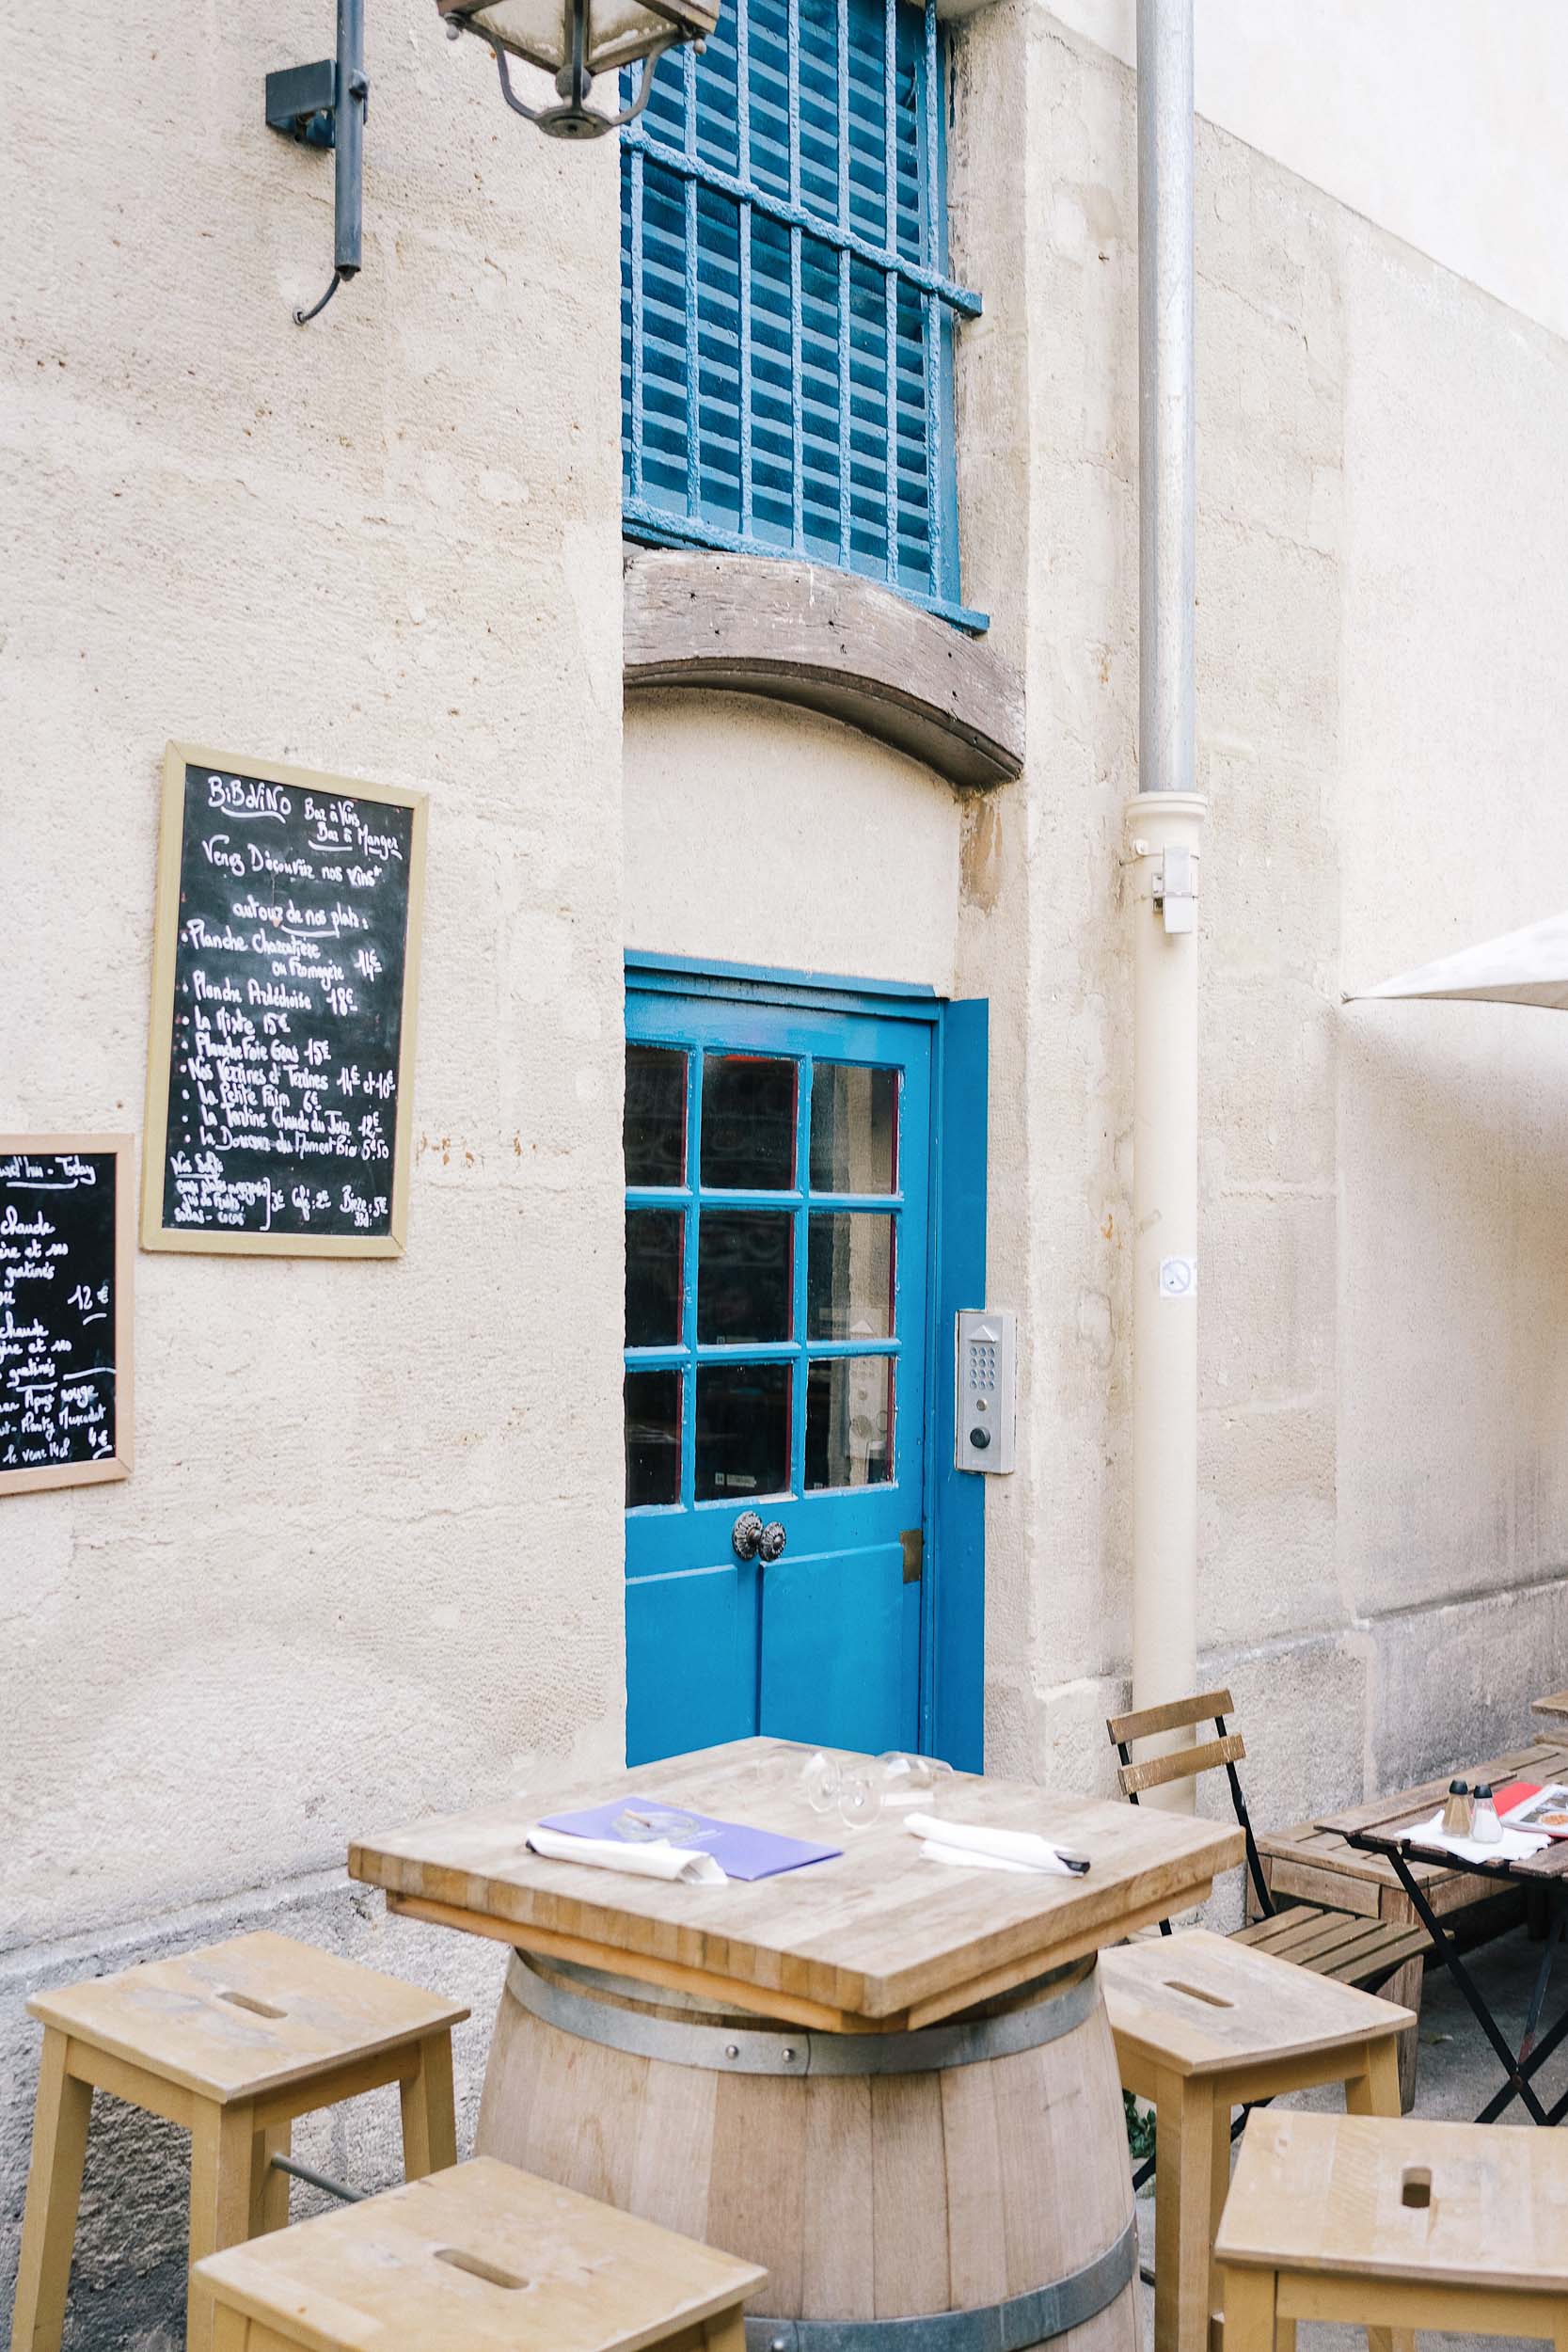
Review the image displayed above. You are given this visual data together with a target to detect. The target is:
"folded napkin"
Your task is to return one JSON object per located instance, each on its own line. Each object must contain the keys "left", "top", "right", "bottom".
{"left": 1409, "top": 1809, "right": 1548, "bottom": 1868}
{"left": 526, "top": 1826, "right": 726, "bottom": 1883}
{"left": 905, "top": 1813, "right": 1087, "bottom": 1877}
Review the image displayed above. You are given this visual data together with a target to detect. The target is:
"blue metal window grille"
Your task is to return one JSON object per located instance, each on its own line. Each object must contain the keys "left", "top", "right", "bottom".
{"left": 620, "top": 0, "right": 985, "bottom": 630}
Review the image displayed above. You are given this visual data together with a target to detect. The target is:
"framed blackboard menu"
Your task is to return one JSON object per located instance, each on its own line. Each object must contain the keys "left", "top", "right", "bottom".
{"left": 143, "top": 744, "right": 428, "bottom": 1256}
{"left": 1, "top": 1135, "right": 134, "bottom": 1495}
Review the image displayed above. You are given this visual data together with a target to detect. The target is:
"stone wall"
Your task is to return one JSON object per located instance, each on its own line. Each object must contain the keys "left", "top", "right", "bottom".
{"left": 943, "top": 7, "right": 1568, "bottom": 1811}
{"left": 1, "top": 6, "right": 626, "bottom": 2336}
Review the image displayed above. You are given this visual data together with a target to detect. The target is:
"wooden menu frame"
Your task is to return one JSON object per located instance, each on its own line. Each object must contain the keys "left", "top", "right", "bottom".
{"left": 0, "top": 1133, "right": 135, "bottom": 1495}
{"left": 142, "top": 742, "right": 429, "bottom": 1258}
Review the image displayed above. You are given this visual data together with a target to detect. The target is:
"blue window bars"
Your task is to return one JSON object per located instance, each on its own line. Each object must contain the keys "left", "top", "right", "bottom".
{"left": 620, "top": 0, "right": 985, "bottom": 630}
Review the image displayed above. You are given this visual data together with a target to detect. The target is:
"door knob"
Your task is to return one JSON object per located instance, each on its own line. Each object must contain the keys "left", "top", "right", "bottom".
{"left": 758, "top": 1520, "right": 787, "bottom": 1564}
{"left": 732, "top": 1511, "right": 765, "bottom": 1561}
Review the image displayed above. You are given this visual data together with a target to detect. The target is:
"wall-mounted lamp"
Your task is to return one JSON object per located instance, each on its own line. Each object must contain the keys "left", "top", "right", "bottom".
{"left": 267, "top": 0, "right": 719, "bottom": 326}
{"left": 437, "top": 0, "right": 719, "bottom": 140}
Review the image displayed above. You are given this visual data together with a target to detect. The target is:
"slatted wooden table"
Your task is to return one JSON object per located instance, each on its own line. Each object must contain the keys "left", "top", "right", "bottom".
{"left": 1318, "top": 1739, "right": 1568, "bottom": 2127}
{"left": 1252, "top": 1815, "right": 1510, "bottom": 1931}
{"left": 352, "top": 1738, "right": 1243, "bottom": 2352}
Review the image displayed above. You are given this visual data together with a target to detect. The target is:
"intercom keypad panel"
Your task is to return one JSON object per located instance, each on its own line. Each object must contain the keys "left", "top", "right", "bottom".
{"left": 956, "top": 1309, "right": 1016, "bottom": 1474}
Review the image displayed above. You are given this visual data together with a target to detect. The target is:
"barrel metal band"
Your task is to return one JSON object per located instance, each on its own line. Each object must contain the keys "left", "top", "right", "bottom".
{"left": 745, "top": 2218, "right": 1137, "bottom": 2352}
{"left": 506, "top": 1951, "right": 1099, "bottom": 2077}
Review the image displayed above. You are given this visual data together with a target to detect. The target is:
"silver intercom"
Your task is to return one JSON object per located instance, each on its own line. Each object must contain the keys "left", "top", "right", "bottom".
{"left": 955, "top": 1309, "right": 1016, "bottom": 1473}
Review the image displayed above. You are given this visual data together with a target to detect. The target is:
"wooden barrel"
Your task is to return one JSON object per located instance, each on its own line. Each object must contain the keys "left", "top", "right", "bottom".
{"left": 477, "top": 1951, "right": 1138, "bottom": 2352}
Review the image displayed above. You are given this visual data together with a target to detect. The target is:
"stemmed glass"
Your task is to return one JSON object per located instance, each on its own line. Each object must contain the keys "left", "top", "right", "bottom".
{"left": 837, "top": 1767, "right": 882, "bottom": 1830}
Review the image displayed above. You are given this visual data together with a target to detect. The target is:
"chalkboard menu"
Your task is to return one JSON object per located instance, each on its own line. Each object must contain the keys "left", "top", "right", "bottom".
{"left": 0, "top": 1136, "right": 134, "bottom": 1495}
{"left": 143, "top": 745, "right": 428, "bottom": 1256}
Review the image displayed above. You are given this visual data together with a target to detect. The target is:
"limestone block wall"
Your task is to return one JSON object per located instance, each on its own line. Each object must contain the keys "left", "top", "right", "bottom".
{"left": 1335, "top": 215, "right": 1568, "bottom": 1789}
{"left": 1, "top": 5, "right": 626, "bottom": 2335}
{"left": 948, "top": 4, "right": 1568, "bottom": 1822}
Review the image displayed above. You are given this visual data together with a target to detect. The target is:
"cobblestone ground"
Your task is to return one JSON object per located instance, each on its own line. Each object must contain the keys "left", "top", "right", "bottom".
{"left": 1134, "top": 1926, "right": 1567, "bottom": 2351}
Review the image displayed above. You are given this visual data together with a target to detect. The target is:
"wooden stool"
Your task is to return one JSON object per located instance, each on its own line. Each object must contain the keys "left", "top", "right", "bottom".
{"left": 1099, "top": 1928, "right": 1415, "bottom": 2352}
{"left": 10, "top": 1931, "right": 468, "bottom": 2352}
{"left": 1217, "top": 2108, "right": 1568, "bottom": 2349}
{"left": 189, "top": 2153, "right": 768, "bottom": 2352}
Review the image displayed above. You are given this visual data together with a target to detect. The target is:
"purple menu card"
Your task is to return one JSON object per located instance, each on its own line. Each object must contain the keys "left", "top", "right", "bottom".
{"left": 536, "top": 1799, "right": 841, "bottom": 1882}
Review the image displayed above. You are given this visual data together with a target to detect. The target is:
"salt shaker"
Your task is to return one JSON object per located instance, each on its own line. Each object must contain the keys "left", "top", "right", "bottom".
{"left": 1470, "top": 1782, "right": 1502, "bottom": 1844}
{"left": 1441, "top": 1779, "right": 1472, "bottom": 1836}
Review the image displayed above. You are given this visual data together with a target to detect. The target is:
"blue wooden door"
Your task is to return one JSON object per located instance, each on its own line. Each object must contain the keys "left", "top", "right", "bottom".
{"left": 624, "top": 984, "right": 932, "bottom": 1764}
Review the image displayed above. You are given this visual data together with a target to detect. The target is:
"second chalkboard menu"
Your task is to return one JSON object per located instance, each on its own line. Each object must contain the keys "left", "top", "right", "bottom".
{"left": 1, "top": 1136, "right": 134, "bottom": 1493}
{"left": 143, "top": 744, "right": 428, "bottom": 1255}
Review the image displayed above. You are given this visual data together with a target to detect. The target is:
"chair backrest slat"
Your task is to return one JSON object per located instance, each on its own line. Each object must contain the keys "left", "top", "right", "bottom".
{"left": 1105, "top": 1687, "right": 1235, "bottom": 1748}
{"left": 1105, "top": 1688, "right": 1273, "bottom": 1921}
{"left": 1116, "top": 1730, "right": 1246, "bottom": 1798}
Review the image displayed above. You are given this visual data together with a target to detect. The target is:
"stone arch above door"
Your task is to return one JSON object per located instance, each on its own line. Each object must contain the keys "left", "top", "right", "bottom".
{"left": 624, "top": 548, "right": 1025, "bottom": 793}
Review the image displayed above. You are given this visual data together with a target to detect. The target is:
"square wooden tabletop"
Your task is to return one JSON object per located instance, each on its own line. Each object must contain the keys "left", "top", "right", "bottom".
{"left": 1316, "top": 1739, "right": 1568, "bottom": 1883}
{"left": 350, "top": 1738, "right": 1243, "bottom": 2032}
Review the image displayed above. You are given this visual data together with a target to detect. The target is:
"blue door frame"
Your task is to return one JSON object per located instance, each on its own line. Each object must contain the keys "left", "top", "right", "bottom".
{"left": 625, "top": 953, "right": 987, "bottom": 1771}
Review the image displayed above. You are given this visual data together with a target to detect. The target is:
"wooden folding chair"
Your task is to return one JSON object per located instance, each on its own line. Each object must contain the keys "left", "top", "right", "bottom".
{"left": 1106, "top": 1689, "right": 1427, "bottom": 2119}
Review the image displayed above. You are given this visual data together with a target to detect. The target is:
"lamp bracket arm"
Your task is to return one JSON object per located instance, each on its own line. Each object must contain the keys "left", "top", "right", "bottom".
{"left": 484, "top": 34, "right": 553, "bottom": 123}
{"left": 472, "top": 24, "right": 677, "bottom": 131}
{"left": 608, "top": 43, "right": 678, "bottom": 127}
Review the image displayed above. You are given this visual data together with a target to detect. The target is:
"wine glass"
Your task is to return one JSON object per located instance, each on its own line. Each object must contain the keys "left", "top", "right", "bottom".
{"left": 800, "top": 1750, "right": 841, "bottom": 1812}
{"left": 837, "top": 1767, "right": 883, "bottom": 1830}
{"left": 875, "top": 1752, "right": 955, "bottom": 1810}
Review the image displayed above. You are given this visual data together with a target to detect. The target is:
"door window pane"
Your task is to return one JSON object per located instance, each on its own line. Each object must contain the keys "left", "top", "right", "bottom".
{"left": 695, "top": 1362, "right": 791, "bottom": 1500}
{"left": 805, "top": 1356, "right": 894, "bottom": 1488}
{"left": 697, "top": 1211, "right": 792, "bottom": 1344}
{"left": 807, "top": 1213, "right": 894, "bottom": 1340}
{"left": 809, "top": 1064, "right": 898, "bottom": 1194}
{"left": 626, "top": 1368, "right": 682, "bottom": 1507}
{"left": 701, "top": 1054, "right": 797, "bottom": 1189}
{"left": 626, "top": 1209, "right": 684, "bottom": 1347}
{"left": 626, "top": 1044, "right": 688, "bottom": 1186}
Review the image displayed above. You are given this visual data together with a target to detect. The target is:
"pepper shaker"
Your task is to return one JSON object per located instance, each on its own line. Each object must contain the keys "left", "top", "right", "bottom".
{"left": 1442, "top": 1779, "right": 1473, "bottom": 1836}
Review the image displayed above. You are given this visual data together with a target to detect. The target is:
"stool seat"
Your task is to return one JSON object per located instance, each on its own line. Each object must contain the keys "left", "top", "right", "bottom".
{"left": 1100, "top": 1923, "right": 1416, "bottom": 2077}
{"left": 191, "top": 2157, "right": 768, "bottom": 2352}
{"left": 28, "top": 1930, "right": 467, "bottom": 2106}
{"left": 1219, "top": 2109, "right": 1568, "bottom": 2296}
{"left": 1099, "top": 1930, "right": 1416, "bottom": 2352}
{"left": 13, "top": 1933, "right": 468, "bottom": 2352}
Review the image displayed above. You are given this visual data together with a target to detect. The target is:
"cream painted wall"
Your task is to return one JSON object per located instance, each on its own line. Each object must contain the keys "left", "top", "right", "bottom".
{"left": 1042, "top": 0, "right": 1568, "bottom": 347}
{"left": 1334, "top": 221, "right": 1568, "bottom": 1786}
{"left": 0, "top": 3, "right": 627, "bottom": 1952}
{"left": 624, "top": 691, "right": 963, "bottom": 992}
{"left": 948, "top": 2, "right": 1568, "bottom": 1829}
{"left": 619, "top": 0, "right": 1568, "bottom": 1839}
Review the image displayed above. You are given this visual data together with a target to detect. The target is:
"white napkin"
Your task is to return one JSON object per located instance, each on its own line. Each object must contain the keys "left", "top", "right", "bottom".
{"left": 525, "top": 1827, "right": 727, "bottom": 1883}
{"left": 1409, "top": 1810, "right": 1548, "bottom": 1867}
{"left": 905, "top": 1813, "right": 1083, "bottom": 1877}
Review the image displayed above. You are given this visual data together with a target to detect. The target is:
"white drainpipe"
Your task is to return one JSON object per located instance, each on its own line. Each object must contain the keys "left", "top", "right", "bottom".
{"left": 1126, "top": 0, "right": 1204, "bottom": 1802}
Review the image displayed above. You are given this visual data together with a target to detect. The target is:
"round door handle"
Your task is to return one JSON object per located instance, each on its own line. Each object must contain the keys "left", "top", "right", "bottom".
{"left": 732, "top": 1511, "right": 765, "bottom": 1561}
{"left": 758, "top": 1520, "right": 787, "bottom": 1564}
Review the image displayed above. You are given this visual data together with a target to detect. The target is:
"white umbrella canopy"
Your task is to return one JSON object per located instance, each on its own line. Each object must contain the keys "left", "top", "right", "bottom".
{"left": 1348, "top": 909, "right": 1568, "bottom": 1011}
